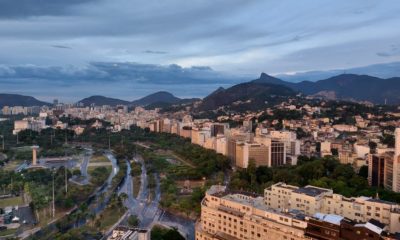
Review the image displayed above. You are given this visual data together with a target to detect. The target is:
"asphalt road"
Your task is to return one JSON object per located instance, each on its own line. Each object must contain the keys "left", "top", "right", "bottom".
{"left": 117, "top": 155, "right": 195, "bottom": 240}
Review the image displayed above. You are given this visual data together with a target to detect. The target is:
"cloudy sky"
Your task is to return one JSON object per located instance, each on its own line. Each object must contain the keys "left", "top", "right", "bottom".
{"left": 1, "top": 0, "right": 400, "bottom": 102}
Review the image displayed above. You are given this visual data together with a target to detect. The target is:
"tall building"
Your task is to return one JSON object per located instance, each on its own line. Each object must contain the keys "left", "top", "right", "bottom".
{"left": 196, "top": 185, "right": 309, "bottom": 240}
{"left": 393, "top": 128, "right": 400, "bottom": 192}
{"left": 242, "top": 119, "right": 253, "bottom": 132}
{"left": 197, "top": 185, "right": 392, "bottom": 240}
{"left": 320, "top": 141, "right": 331, "bottom": 157}
{"left": 265, "top": 182, "right": 400, "bottom": 233}
{"left": 385, "top": 154, "right": 394, "bottom": 191}
{"left": 270, "top": 141, "right": 286, "bottom": 167}
{"left": 368, "top": 154, "right": 386, "bottom": 188}
{"left": 210, "top": 123, "right": 228, "bottom": 137}
{"left": 235, "top": 142, "right": 269, "bottom": 168}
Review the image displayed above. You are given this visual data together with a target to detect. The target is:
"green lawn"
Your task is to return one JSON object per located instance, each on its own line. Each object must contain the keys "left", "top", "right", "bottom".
{"left": 133, "top": 176, "right": 141, "bottom": 198}
{"left": 0, "top": 228, "right": 17, "bottom": 237}
{"left": 88, "top": 165, "right": 112, "bottom": 174}
{"left": 3, "top": 159, "right": 25, "bottom": 171}
{"left": 97, "top": 206, "right": 126, "bottom": 231}
{"left": 0, "top": 196, "right": 24, "bottom": 208}
{"left": 90, "top": 155, "right": 109, "bottom": 163}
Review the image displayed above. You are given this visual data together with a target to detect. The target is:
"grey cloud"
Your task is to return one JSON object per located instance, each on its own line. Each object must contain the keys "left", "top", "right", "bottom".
{"left": 0, "top": 62, "right": 242, "bottom": 85}
{"left": 51, "top": 45, "right": 72, "bottom": 49}
{"left": 0, "top": 0, "right": 98, "bottom": 19}
{"left": 143, "top": 50, "right": 168, "bottom": 55}
{"left": 0, "top": 62, "right": 245, "bottom": 102}
{"left": 377, "top": 52, "right": 392, "bottom": 57}
{"left": 377, "top": 45, "right": 400, "bottom": 57}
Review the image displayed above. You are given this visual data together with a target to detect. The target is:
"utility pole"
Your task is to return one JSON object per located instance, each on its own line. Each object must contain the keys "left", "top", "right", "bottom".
{"left": 65, "top": 166, "right": 68, "bottom": 194}
{"left": 0, "top": 135, "right": 4, "bottom": 151}
{"left": 52, "top": 173, "right": 55, "bottom": 218}
{"left": 108, "top": 135, "right": 111, "bottom": 150}
{"left": 16, "top": 133, "right": 19, "bottom": 145}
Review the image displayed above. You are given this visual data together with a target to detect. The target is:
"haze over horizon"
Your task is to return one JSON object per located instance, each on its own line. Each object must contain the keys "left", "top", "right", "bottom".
{"left": 1, "top": 0, "right": 400, "bottom": 101}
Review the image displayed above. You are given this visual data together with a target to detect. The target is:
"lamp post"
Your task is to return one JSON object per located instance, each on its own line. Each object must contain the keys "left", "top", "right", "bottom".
{"left": 51, "top": 168, "right": 56, "bottom": 219}
{"left": 0, "top": 135, "right": 4, "bottom": 150}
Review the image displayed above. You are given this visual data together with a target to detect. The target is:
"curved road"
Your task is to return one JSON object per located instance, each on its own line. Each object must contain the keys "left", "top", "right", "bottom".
{"left": 117, "top": 155, "right": 195, "bottom": 240}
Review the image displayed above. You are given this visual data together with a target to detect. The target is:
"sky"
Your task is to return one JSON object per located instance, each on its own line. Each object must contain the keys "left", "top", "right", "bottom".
{"left": 1, "top": 0, "right": 400, "bottom": 102}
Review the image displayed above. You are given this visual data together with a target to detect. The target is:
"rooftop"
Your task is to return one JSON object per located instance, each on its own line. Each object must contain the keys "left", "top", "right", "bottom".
{"left": 293, "top": 185, "right": 331, "bottom": 197}
{"left": 313, "top": 213, "right": 343, "bottom": 225}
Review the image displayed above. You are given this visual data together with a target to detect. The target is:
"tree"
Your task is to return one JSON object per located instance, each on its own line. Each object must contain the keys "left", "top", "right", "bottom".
{"left": 163, "top": 228, "right": 185, "bottom": 240}
{"left": 358, "top": 165, "right": 368, "bottom": 179}
{"left": 247, "top": 159, "right": 257, "bottom": 189}
{"left": 128, "top": 215, "right": 140, "bottom": 227}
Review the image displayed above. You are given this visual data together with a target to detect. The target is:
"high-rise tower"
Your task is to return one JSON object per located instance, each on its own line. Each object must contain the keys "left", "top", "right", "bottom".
{"left": 393, "top": 128, "right": 400, "bottom": 192}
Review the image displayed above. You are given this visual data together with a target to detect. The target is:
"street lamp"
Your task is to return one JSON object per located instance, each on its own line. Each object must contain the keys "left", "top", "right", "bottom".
{"left": 51, "top": 168, "right": 56, "bottom": 219}
{"left": 0, "top": 135, "right": 4, "bottom": 150}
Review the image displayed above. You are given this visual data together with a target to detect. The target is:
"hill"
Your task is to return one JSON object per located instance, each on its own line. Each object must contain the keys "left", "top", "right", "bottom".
{"left": 254, "top": 73, "right": 400, "bottom": 104}
{"left": 132, "top": 91, "right": 181, "bottom": 106}
{"left": 0, "top": 94, "right": 50, "bottom": 107}
{"left": 77, "top": 95, "right": 131, "bottom": 106}
{"left": 197, "top": 79, "right": 296, "bottom": 111}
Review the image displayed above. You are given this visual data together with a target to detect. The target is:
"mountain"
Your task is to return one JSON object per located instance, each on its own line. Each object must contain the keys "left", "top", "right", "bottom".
{"left": 255, "top": 73, "right": 400, "bottom": 104}
{"left": 275, "top": 61, "right": 400, "bottom": 82}
{"left": 198, "top": 79, "right": 296, "bottom": 111}
{"left": 76, "top": 92, "right": 184, "bottom": 107}
{"left": 132, "top": 91, "right": 181, "bottom": 106}
{"left": 78, "top": 95, "right": 130, "bottom": 106}
{"left": 0, "top": 93, "right": 50, "bottom": 107}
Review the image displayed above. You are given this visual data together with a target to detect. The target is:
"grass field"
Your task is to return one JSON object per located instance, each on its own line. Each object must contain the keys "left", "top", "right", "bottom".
{"left": 96, "top": 206, "right": 126, "bottom": 231}
{"left": 37, "top": 208, "right": 68, "bottom": 227}
{"left": 133, "top": 176, "right": 141, "bottom": 198}
{"left": 0, "top": 228, "right": 17, "bottom": 237}
{"left": 90, "top": 155, "right": 109, "bottom": 163}
{"left": 88, "top": 165, "right": 112, "bottom": 175}
{"left": 3, "top": 159, "right": 25, "bottom": 171}
{"left": 0, "top": 196, "right": 24, "bottom": 208}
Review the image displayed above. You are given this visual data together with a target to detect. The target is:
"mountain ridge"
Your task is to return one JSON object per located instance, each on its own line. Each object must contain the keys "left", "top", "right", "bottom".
{"left": 131, "top": 91, "right": 181, "bottom": 106}
{"left": 0, "top": 93, "right": 50, "bottom": 108}
{"left": 255, "top": 73, "right": 400, "bottom": 104}
{"left": 197, "top": 79, "right": 296, "bottom": 111}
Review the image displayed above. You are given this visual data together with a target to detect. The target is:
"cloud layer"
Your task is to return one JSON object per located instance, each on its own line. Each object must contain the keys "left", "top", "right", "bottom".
{"left": 0, "top": 0, "right": 400, "bottom": 101}
{"left": 0, "top": 62, "right": 245, "bottom": 102}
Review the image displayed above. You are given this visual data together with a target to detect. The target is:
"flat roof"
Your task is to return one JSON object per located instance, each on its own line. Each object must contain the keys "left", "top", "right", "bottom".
{"left": 293, "top": 186, "right": 330, "bottom": 197}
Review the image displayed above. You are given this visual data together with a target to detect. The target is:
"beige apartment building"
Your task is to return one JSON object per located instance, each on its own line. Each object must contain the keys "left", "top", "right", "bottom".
{"left": 264, "top": 182, "right": 400, "bottom": 233}
{"left": 196, "top": 185, "right": 310, "bottom": 240}
{"left": 235, "top": 142, "right": 269, "bottom": 168}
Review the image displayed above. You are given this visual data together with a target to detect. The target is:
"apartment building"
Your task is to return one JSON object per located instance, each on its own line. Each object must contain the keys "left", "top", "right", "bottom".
{"left": 271, "top": 141, "right": 286, "bottom": 167}
{"left": 368, "top": 153, "right": 392, "bottom": 188}
{"left": 235, "top": 142, "right": 269, "bottom": 168}
{"left": 368, "top": 128, "right": 400, "bottom": 193}
{"left": 197, "top": 185, "right": 394, "bottom": 240}
{"left": 320, "top": 141, "right": 331, "bottom": 157}
{"left": 196, "top": 185, "right": 309, "bottom": 240}
{"left": 13, "top": 118, "right": 46, "bottom": 135}
{"left": 264, "top": 182, "right": 400, "bottom": 233}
